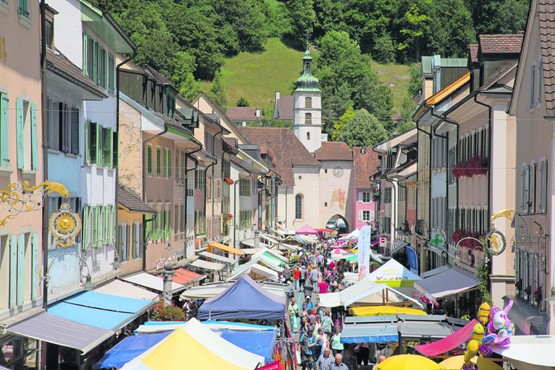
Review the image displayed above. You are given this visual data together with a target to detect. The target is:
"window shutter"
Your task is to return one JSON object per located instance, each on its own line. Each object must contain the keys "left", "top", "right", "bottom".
{"left": 125, "top": 224, "right": 131, "bottom": 261}
{"left": 358, "top": 210, "right": 363, "bottom": 221}
{"left": 17, "top": 234, "right": 25, "bottom": 307}
{"left": 540, "top": 160, "right": 548, "bottom": 213}
{"left": 117, "top": 224, "right": 123, "bottom": 261}
{"left": 157, "top": 147, "right": 161, "bottom": 177}
{"left": 91, "top": 206, "right": 98, "bottom": 246}
{"left": 31, "top": 232, "right": 39, "bottom": 301}
{"left": 92, "top": 41, "right": 99, "bottom": 84}
{"left": 168, "top": 149, "right": 172, "bottom": 178}
{"left": 108, "top": 54, "right": 115, "bottom": 93}
{"left": 31, "top": 103, "right": 38, "bottom": 170}
{"left": 530, "top": 65, "right": 536, "bottom": 108}
{"left": 83, "top": 33, "right": 88, "bottom": 76}
{"left": 530, "top": 162, "right": 536, "bottom": 213}
{"left": 9, "top": 235, "right": 18, "bottom": 309}
{"left": 89, "top": 122, "right": 98, "bottom": 164}
{"left": 0, "top": 93, "right": 8, "bottom": 167}
{"left": 70, "top": 108, "right": 79, "bottom": 155}
{"left": 147, "top": 145, "right": 152, "bottom": 176}
{"left": 132, "top": 222, "right": 138, "bottom": 258}
{"left": 82, "top": 206, "right": 89, "bottom": 249}
{"left": 168, "top": 209, "right": 172, "bottom": 235}
{"left": 163, "top": 148, "right": 168, "bottom": 178}
{"left": 16, "top": 98, "right": 24, "bottom": 169}
{"left": 103, "top": 127, "right": 113, "bottom": 167}
{"left": 121, "top": 224, "right": 128, "bottom": 262}
{"left": 112, "top": 131, "right": 118, "bottom": 168}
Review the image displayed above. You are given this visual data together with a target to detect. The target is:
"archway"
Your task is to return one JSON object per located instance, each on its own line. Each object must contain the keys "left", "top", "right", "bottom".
{"left": 326, "top": 214, "right": 349, "bottom": 234}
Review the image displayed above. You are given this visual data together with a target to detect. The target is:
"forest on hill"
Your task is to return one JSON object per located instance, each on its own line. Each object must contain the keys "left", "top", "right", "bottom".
{"left": 91, "top": 0, "right": 529, "bottom": 145}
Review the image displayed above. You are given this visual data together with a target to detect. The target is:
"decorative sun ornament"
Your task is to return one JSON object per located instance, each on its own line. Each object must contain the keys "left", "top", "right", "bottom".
{"left": 49, "top": 201, "right": 82, "bottom": 248}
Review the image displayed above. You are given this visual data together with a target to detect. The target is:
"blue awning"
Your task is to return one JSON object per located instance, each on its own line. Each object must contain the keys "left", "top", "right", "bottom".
{"left": 340, "top": 324, "right": 399, "bottom": 344}
{"left": 92, "top": 332, "right": 170, "bottom": 369}
{"left": 48, "top": 291, "right": 155, "bottom": 331}
{"left": 219, "top": 329, "right": 278, "bottom": 363}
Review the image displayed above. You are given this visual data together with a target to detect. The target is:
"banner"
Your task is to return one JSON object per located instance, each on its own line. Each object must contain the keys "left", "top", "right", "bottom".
{"left": 357, "top": 225, "right": 372, "bottom": 280}
{"left": 406, "top": 246, "right": 418, "bottom": 274}
{"left": 258, "top": 361, "right": 280, "bottom": 370}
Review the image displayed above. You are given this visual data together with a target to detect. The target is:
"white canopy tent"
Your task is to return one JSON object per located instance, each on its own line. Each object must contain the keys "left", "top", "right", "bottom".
{"left": 414, "top": 267, "right": 478, "bottom": 305}
{"left": 318, "top": 278, "right": 423, "bottom": 309}
{"left": 491, "top": 335, "right": 555, "bottom": 369}
{"left": 179, "top": 282, "right": 287, "bottom": 301}
{"left": 340, "top": 229, "right": 360, "bottom": 240}
{"left": 227, "top": 260, "right": 279, "bottom": 281}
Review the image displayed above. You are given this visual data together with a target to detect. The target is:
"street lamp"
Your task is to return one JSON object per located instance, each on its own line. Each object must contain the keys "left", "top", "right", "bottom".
{"left": 85, "top": 239, "right": 120, "bottom": 270}
{"left": 45, "top": 252, "right": 94, "bottom": 291}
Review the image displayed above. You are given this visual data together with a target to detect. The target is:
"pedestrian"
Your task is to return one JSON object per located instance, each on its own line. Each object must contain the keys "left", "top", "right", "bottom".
{"left": 283, "top": 266, "right": 291, "bottom": 283}
{"left": 302, "top": 296, "right": 314, "bottom": 311}
{"left": 293, "top": 266, "right": 301, "bottom": 290}
{"left": 355, "top": 342, "right": 370, "bottom": 366}
{"left": 300, "top": 329, "right": 315, "bottom": 370}
{"left": 322, "top": 310, "right": 333, "bottom": 336}
{"left": 315, "top": 348, "right": 335, "bottom": 370}
{"left": 318, "top": 279, "right": 329, "bottom": 294}
{"left": 313, "top": 327, "right": 327, "bottom": 363}
{"left": 372, "top": 355, "right": 387, "bottom": 370}
{"left": 310, "top": 266, "right": 320, "bottom": 292}
{"left": 299, "top": 265, "right": 307, "bottom": 290}
{"left": 330, "top": 326, "right": 343, "bottom": 356}
{"left": 329, "top": 354, "right": 348, "bottom": 370}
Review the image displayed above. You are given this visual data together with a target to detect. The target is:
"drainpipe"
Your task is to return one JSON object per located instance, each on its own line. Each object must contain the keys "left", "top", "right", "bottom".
{"left": 40, "top": 0, "right": 48, "bottom": 309}
{"left": 416, "top": 123, "right": 432, "bottom": 272}
{"left": 206, "top": 125, "right": 224, "bottom": 240}
{"left": 185, "top": 145, "right": 202, "bottom": 258}
{"left": 233, "top": 171, "right": 252, "bottom": 248}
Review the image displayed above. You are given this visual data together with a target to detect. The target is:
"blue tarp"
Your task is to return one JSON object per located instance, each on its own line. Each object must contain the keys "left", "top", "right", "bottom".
{"left": 92, "top": 332, "right": 170, "bottom": 369}
{"left": 220, "top": 329, "right": 278, "bottom": 363}
{"left": 340, "top": 324, "right": 399, "bottom": 344}
{"left": 198, "top": 275, "right": 285, "bottom": 320}
{"left": 49, "top": 291, "right": 154, "bottom": 330}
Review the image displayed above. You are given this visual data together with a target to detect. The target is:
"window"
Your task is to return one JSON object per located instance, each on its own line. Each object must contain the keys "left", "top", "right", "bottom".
{"left": 295, "top": 194, "right": 303, "bottom": 219}
{"left": 0, "top": 93, "right": 8, "bottom": 168}
{"left": 132, "top": 222, "right": 141, "bottom": 259}
{"left": 359, "top": 210, "right": 371, "bottom": 221}
{"left": 239, "top": 178, "right": 251, "bottom": 196}
{"left": 16, "top": 98, "right": 38, "bottom": 171}
{"left": 82, "top": 32, "right": 115, "bottom": 91}
{"left": 86, "top": 122, "right": 116, "bottom": 168}
{"left": 45, "top": 19, "right": 54, "bottom": 48}
{"left": 530, "top": 64, "right": 536, "bottom": 109}
{"left": 305, "top": 97, "right": 312, "bottom": 108}
{"left": 530, "top": 162, "right": 536, "bottom": 213}
{"left": 117, "top": 224, "right": 129, "bottom": 262}
{"left": 47, "top": 101, "right": 80, "bottom": 155}
{"left": 81, "top": 205, "right": 115, "bottom": 250}
{"left": 521, "top": 164, "right": 530, "bottom": 214}
{"left": 360, "top": 192, "right": 371, "bottom": 203}
{"left": 384, "top": 188, "right": 392, "bottom": 203}
{"left": 99, "top": 48, "right": 106, "bottom": 88}
{"left": 307, "top": 132, "right": 310, "bottom": 140}
{"left": 195, "top": 169, "right": 205, "bottom": 190}
{"left": 540, "top": 159, "right": 548, "bottom": 213}
{"left": 399, "top": 187, "right": 406, "bottom": 201}
{"left": 18, "top": 0, "right": 29, "bottom": 18}
{"left": 108, "top": 54, "right": 115, "bottom": 93}
{"left": 156, "top": 147, "right": 161, "bottom": 177}
{"left": 147, "top": 145, "right": 153, "bottom": 176}
{"left": 305, "top": 112, "right": 312, "bottom": 124}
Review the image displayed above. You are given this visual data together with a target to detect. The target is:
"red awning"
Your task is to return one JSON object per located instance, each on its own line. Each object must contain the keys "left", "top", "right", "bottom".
{"left": 157, "top": 268, "right": 205, "bottom": 286}
{"left": 414, "top": 319, "right": 478, "bottom": 356}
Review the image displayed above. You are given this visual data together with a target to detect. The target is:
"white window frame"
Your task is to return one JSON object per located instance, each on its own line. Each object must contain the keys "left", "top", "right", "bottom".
{"left": 529, "top": 161, "right": 536, "bottom": 214}
{"left": 539, "top": 158, "right": 548, "bottom": 213}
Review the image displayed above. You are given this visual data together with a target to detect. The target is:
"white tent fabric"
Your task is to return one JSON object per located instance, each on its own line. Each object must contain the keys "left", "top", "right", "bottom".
{"left": 340, "top": 229, "right": 360, "bottom": 240}
{"left": 121, "top": 273, "right": 185, "bottom": 293}
{"left": 228, "top": 261, "right": 279, "bottom": 281}
{"left": 491, "top": 335, "right": 555, "bottom": 368}
{"left": 239, "top": 248, "right": 262, "bottom": 255}
{"left": 279, "top": 243, "right": 301, "bottom": 251}
{"left": 121, "top": 318, "right": 264, "bottom": 370}
{"left": 95, "top": 279, "right": 159, "bottom": 300}
{"left": 260, "top": 234, "right": 280, "bottom": 245}
{"left": 198, "top": 251, "right": 236, "bottom": 265}
{"left": 366, "top": 259, "right": 421, "bottom": 282}
{"left": 190, "top": 259, "right": 225, "bottom": 271}
{"left": 414, "top": 267, "right": 478, "bottom": 305}
{"left": 240, "top": 239, "right": 271, "bottom": 249}
{"left": 318, "top": 278, "right": 423, "bottom": 308}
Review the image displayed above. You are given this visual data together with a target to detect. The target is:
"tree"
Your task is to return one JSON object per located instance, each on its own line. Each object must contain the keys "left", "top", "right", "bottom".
{"left": 179, "top": 73, "right": 201, "bottom": 102}
{"left": 236, "top": 97, "right": 250, "bottom": 107}
{"left": 262, "top": 0, "right": 292, "bottom": 37}
{"left": 396, "top": 96, "right": 417, "bottom": 134}
{"left": 170, "top": 51, "right": 197, "bottom": 88}
{"left": 340, "top": 109, "right": 388, "bottom": 148}
{"left": 210, "top": 70, "right": 227, "bottom": 108}
{"left": 332, "top": 106, "right": 355, "bottom": 141}
{"left": 407, "top": 63, "right": 422, "bottom": 99}
{"left": 428, "top": 0, "right": 475, "bottom": 57}
{"left": 373, "top": 32, "right": 397, "bottom": 63}
{"left": 285, "top": 0, "right": 316, "bottom": 49}
{"left": 396, "top": 2, "right": 431, "bottom": 61}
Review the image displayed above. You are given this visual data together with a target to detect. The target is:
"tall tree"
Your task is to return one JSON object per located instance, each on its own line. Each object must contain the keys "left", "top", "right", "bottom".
{"left": 210, "top": 71, "right": 227, "bottom": 108}
{"left": 428, "top": 0, "right": 475, "bottom": 57}
{"left": 340, "top": 109, "right": 388, "bottom": 148}
{"left": 285, "top": 0, "right": 316, "bottom": 49}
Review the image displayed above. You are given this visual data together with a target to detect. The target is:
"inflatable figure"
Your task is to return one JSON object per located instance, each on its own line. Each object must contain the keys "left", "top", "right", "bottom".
{"left": 461, "top": 340, "right": 479, "bottom": 370}
{"left": 482, "top": 300, "right": 513, "bottom": 348}
{"left": 477, "top": 303, "right": 490, "bottom": 326}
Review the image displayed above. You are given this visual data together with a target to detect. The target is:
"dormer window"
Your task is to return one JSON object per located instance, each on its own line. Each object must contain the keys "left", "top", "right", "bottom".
{"left": 45, "top": 19, "right": 54, "bottom": 48}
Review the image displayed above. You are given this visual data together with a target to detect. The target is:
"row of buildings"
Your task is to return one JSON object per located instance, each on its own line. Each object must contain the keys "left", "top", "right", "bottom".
{"left": 373, "top": 0, "right": 555, "bottom": 336}
{"left": 0, "top": 0, "right": 382, "bottom": 368}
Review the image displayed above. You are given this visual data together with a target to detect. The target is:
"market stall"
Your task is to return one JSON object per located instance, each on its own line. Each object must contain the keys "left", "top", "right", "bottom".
{"left": 367, "top": 259, "right": 422, "bottom": 288}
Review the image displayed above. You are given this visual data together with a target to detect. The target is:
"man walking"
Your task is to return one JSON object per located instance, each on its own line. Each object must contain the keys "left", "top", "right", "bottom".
{"left": 310, "top": 266, "right": 320, "bottom": 292}
{"left": 329, "top": 354, "right": 348, "bottom": 370}
{"left": 315, "top": 348, "right": 334, "bottom": 370}
{"left": 299, "top": 265, "right": 307, "bottom": 291}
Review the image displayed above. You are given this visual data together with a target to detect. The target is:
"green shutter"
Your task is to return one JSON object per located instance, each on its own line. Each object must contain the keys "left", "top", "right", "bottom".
{"left": 16, "top": 98, "right": 24, "bottom": 169}
{"left": 92, "top": 207, "right": 98, "bottom": 246}
{"left": 108, "top": 54, "right": 115, "bottom": 93}
{"left": 168, "top": 149, "right": 172, "bottom": 178}
{"left": 0, "top": 93, "right": 8, "bottom": 167}
{"left": 31, "top": 232, "right": 39, "bottom": 300}
{"left": 146, "top": 215, "right": 151, "bottom": 242}
{"left": 168, "top": 209, "right": 172, "bottom": 235}
{"left": 31, "top": 103, "right": 38, "bottom": 171}
{"left": 112, "top": 131, "right": 119, "bottom": 168}
{"left": 17, "top": 234, "right": 25, "bottom": 307}
{"left": 103, "top": 127, "right": 113, "bottom": 167}
{"left": 83, "top": 33, "right": 88, "bottom": 76}
{"left": 9, "top": 235, "right": 17, "bottom": 309}
{"left": 163, "top": 149, "right": 167, "bottom": 178}
{"left": 147, "top": 146, "right": 152, "bottom": 176}
{"left": 92, "top": 41, "right": 99, "bottom": 84}
{"left": 156, "top": 147, "right": 161, "bottom": 177}
{"left": 82, "top": 206, "right": 89, "bottom": 250}
{"left": 84, "top": 122, "right": 89, "bottom": 164}
{"left": 89, "top": 122, "right": 99, "bottom": 165}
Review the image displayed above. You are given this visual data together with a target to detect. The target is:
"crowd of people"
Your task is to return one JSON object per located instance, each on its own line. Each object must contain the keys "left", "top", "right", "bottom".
{"left": 285, "top": 241, "right": 389, "bottom": 370}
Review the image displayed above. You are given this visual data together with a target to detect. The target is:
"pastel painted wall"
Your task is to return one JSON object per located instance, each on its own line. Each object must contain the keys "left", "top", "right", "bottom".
{"left": 318, "top": 160, "right": 354, "bottom": 229}
{"left": 354, "top": 189, "right": 375, "bottom": 231}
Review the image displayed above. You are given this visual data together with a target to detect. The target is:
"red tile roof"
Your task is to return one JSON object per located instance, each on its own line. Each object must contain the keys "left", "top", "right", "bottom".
{"left": 314, "top": 142, "right": 353, "bottom": 161}
{"left": 226, "top": 107, "right": 263, "bottom": 122}
{"left": 479, "top": 34, "right": 523, "bottom": 54}
{"left": 274, "top": 95, "right": 293, "bottom": 120}
{"left": 237, "top": 127, "right": 320, "bottom": 186}
{"left": 353, "top": 147, "right": 380, "bottom": 188}
{"left": 539, "top": 0, "right": 555, "bottom": 116}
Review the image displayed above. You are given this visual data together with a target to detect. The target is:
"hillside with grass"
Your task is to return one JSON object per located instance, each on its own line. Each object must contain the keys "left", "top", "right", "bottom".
{"left": 203, "top": 38, "right": 411, "bottom": 119}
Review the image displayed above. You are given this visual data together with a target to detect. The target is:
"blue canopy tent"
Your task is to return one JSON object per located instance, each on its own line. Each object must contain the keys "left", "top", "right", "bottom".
{"left": 220, "top": 329, "right": 278, "bottom": 363}
{"left": 92, "top": 332, "right": 170, "bottom": 369}
{"left": 198, "top": 275, "right": 285, "bottom": 320}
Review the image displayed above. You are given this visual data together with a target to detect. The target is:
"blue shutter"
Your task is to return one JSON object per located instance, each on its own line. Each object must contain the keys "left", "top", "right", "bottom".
{"left": 0, "top": 94, "right": 8, "bottom": 167}
{"left": 17, "top": 234, "right": 25, "bottom": 307}
{"left": 31, "top": 232, "right": 39, "bottom": 300}
{"left": 31, "top": 103, "right": 38, "bottom": 171}
{"left": 9, "top": 235, "right": 17, "bottom": 309}
{"left": 16, "top": 98, "right": 24, "bottom": 169}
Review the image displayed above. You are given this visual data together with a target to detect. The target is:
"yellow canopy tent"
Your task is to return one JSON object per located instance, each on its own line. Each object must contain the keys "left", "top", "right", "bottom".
{"left": 349, "top": 306, "right": 427, "bottom": 316}
{"left": 207, "top": 242, "right": 244, "bottom": 255}
{"left": 439, "top": 355, "right": 503, "bottom": 370}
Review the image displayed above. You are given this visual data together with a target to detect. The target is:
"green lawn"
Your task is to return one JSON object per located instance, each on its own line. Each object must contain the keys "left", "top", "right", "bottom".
{"left": 203, "top": 37, "right": 411, "bottom": 117}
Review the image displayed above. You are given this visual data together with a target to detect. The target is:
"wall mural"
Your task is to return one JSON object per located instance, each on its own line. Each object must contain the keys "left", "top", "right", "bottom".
{"left": 330, "top": 188, "right": 346, "bottom": 210}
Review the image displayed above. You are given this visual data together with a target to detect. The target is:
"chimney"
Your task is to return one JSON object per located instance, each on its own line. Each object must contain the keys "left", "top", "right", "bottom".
{"left": 254, "top": 230, "right": 260, "bottom": 248}
{"left": 275, "top": 91, "right": 281, "bottom": 101}
{"left": 255, "top": 108, "right": 261, "bottom": 118}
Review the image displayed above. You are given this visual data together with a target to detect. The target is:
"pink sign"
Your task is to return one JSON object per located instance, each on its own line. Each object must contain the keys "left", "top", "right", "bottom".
{"left": 258, "top": 361, "right": 280, "bottom": 370}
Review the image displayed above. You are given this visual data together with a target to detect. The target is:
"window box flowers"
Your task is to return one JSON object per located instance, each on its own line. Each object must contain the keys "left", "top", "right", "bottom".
{"left": 452, "top": 157, "right": 488, "bottom": 178}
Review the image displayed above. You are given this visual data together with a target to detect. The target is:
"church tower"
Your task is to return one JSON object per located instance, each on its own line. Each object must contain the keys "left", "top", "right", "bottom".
{"left": 293, "top": 49, "right": 322, "bottom": 154}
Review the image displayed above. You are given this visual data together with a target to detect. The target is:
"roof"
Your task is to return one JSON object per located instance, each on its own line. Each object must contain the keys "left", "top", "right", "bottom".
{"left": 161, "top": 268, "right": 205, "bottom": 286}
{"left": 273, "top": 95, "right": 293, "bottom": 120}
{"left": 226, "top": 107, "right": 263, "bottom": 122}
{"left": 314, "top": 141, "right": 353, "bottom": 161}
{"left": 421, "top": 56, "right": 468, "bottom": 75}
{"left": 46, "top": 48, "right": 107, "bottom": 98}
{"left": 117, "top": 185, "right": 155, "bottom": 213}
{"left": 539, "top": 0, "right": 555, "bottom": 116}
{"left": 144, "top": 65, "right": 171, "bottom": 84}
{"left": 469, "top": 44, "right": 479, "bottom": 64}
{"left": 237, "top": 127, "right": 320, "bottom": 186}
{"left": 426, "top": 72, "right": 470, "bottom": 106}
{"left": 478, "top": 34, "right": 523, "bottom": 54}
{"left": 353, "top": 148, "right": 380, "bottom": 188}
{"left": 120, "top": 272, "right": 185, "bottom": 293}
{"left": 207, "top": 242, "right": 244, "bottom": 255}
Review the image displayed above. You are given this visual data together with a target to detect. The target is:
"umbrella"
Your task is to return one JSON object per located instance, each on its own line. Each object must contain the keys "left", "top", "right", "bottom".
{"left": 439, "top": 355, "right": 503, "bottom": 370}
{"left": 376, "top": 354, "right": 443, "bottom": 370}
